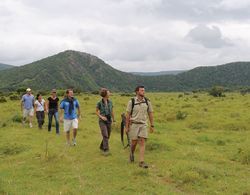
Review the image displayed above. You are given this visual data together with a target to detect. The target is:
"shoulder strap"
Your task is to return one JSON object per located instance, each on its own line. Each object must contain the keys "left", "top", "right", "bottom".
{"left": 130, "top": 98, "right": 135, "bottom": 116}
{"left": 145, "top": 97, "right": 149, "bottom": 112}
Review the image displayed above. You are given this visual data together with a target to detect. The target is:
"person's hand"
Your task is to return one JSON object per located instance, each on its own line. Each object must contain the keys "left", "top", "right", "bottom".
{"left": 149, "top": 126, "right": 154, "bottom": 133}
{"left": 101, "top": 116, "right": 107, "bottom": 121}
{"left": 78, "top": 115, "right": 81, "bottom": 121}
{"left": 125, "top": 127, "right": 129, "bottom": 133}
{"left": 60, "top": 116, "right": 63, "bottom": 123}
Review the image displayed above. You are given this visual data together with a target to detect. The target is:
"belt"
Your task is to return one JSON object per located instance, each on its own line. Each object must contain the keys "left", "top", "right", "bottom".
{"left": 131, "top": 121, "right": 145, "bottom": 124}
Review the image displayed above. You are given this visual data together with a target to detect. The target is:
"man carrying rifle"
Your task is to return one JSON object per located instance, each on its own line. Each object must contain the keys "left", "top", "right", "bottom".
{"left": 125, "top": 86, "right": 154, "bottom": 168}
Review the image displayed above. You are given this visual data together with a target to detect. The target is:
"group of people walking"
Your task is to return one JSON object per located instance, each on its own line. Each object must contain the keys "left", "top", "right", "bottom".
{"left": 21, "top": 85, "right": 154, "bottom": 168}
{"left": 21, "top": 88, "right": 60, "bottom": 133}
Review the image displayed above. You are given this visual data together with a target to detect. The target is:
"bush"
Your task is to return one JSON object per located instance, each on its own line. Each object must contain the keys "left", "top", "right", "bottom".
{"left": 0, "top": 97, "right": 7, "bottom": 103}
{"left": 189, "top": 122, "right": 208, "bottom": 130}
{"left": 9, "top": 95, "right": 20, "bottom": 101}
{"left": 91, "top": 91, "right": 99, "bottom": 95}
{"left": 56, "top": 90, "right": 66, "bottom": 97}
{"left": 209, "top": 86, "right": 225, "bottom": 97}
{"left": 83, "top": 97, "right": 90, "bottom": 101}
{"left": 120, "top": 93, "right": 133, "bottom": 97}
{"left": 16, "top": 87, "right": 27, "bottom": 94}
{"left": 12, "top": 114, "right": 22, "bottom": 123}
{"left": 176, "top": 111, "right": 187, "bottom": 120}
{"left": 178, "top": 94, "right": 183, "bottom": 98}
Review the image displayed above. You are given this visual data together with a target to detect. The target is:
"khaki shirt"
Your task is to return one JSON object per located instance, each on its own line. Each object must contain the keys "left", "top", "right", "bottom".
{"left": 126, "top": 96, "right": 153, "bottom": 124}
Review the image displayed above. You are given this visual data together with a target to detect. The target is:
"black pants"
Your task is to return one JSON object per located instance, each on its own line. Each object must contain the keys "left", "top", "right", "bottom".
{"left": 48, "top": 109, "right": 59, "bottom": 133}
{"left": 99, "top": 120, "right": 112, "bottom": 151}
{"left": 36, "top": 111, "right": 45, "bottom": 129}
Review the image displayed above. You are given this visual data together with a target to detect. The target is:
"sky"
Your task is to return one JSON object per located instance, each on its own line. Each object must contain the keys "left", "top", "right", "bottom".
{"left": 0, "top": 0, "right": 250, "bottom": 72}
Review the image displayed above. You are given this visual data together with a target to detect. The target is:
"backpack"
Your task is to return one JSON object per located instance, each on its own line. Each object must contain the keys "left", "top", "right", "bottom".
{"left": 130, "top": 97, "right": 149, "bottom": 116}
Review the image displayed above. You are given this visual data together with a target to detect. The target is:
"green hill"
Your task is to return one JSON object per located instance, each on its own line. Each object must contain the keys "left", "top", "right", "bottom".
{"left": 0, "top": 50, "right": 250, "bottom": 92}
{"left": 0, "top": 50, "right": 138, "bottom": 92}
{"left": 0, "top": 63, "right": 14, "bottom": 71}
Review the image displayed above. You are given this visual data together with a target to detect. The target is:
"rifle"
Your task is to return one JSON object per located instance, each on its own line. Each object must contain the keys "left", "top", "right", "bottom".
{"left": 121, "top": 113, "right": 130, "bottom": 149}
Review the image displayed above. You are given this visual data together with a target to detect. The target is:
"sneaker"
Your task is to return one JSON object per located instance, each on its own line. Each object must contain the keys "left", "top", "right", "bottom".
{"left": 129, "top": 152, "right": 134, "bottom": 163}
{"left": 72, "top": 139, "right": 77, "bottom": 146}
{"left": 29, "top": 123, "right": 33, "bottom": 128}
{"left": 66, "top": 142, "right": 71, "bottom": 146}
{"left": 139, "top": 161, "right": 149, "bottom": 169}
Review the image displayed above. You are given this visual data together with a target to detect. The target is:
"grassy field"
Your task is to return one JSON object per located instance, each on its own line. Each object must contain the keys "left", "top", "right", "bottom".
{"left": 0, "top": 92, "right": 249, "bottom": 194}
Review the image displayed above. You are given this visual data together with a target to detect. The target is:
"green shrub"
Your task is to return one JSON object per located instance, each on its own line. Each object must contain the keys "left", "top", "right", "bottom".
{"left": 83, "top": 97, "right": 90, "bottom": 101}
{"left": 178, "top": 94, "right": 183, "bottom": 98}
{"left": 91, "top": 91, "right": 99, "bottom": 95}
{"left": 189, "top": 122, "right": 208, "bottom": 130}
{"left": 209, "top": 86, "right": 225, "bottom": 97}
{"left": 120, "top": 93, "right": 133, "bottom": 97}
{"left": 9, "top": 95, "right": 20, "bottom": 101}
{"left": 176, "top": 111, "right": 187, "bottom": 120}
{"left": 0, "top": 97, "right": 7, "bottom": 103}
{"left": 12, "top": 114, "right": 22, "bottom": 123}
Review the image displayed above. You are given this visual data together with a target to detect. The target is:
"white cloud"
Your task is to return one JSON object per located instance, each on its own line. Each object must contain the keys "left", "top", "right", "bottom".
{"left": 186, "top": 24, "right": 233, "bottom": 48}
{"left": 0, "top": 0, "right": 250, "bottom": 71}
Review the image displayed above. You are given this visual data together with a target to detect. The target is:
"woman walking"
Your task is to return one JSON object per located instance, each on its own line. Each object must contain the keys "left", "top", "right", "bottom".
{"left": 96, "top": 88, "right": 115, "bottom": 155}
{"left": 34, "top": 94, "right": 46, "bottom": 129}
{"left": 47, "top": 89, "right": 60, "bottom": 134}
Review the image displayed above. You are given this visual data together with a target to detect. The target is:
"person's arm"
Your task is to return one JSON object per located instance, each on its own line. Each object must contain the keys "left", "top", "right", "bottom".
{"left": 148, "top": 112, "right": 154, "bottom": 133}
{"left": 60, "top": 108, "right": 64, "bottom": 123}
{"left": 125, "top": 100, "right": 132, "bottom": 133}
{"left": 34, "top": 102, "right": 37, "bottom": 114}
{"left": 148, "top": 101, "right": 154, "bottom": 133}
{"left": 125, "top": 112, "right": 131, "bottom": 133}
{"left": 96, "top": 108, "right": 107, "bottom": 121}
{"left": 59, "top": 101, "right": 64, "bottom": 122}
{"left": 45, "top": 99, "right": 49, "bottom": 113}
{"left": 77, "top": 106, "right": 81, "bottom": 120}
{"left": 32, "top": 96, "right": 35, "bottom": 108}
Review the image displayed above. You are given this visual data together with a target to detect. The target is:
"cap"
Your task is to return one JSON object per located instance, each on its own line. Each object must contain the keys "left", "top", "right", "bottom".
{"left": 26, "top": 88, "right": 31, "bottom": 92}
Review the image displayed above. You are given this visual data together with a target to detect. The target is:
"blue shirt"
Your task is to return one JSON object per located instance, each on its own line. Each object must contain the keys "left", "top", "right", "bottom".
{"left": 60, "top": 98, "right": 79, "bottom": 120}
{"left": 22, "top": 94, "right": 34, "bottom": 110}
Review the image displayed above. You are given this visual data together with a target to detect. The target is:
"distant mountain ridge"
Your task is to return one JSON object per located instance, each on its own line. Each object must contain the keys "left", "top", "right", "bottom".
{"left": 0, "top": 63, "right": 14, "bottom": 71}
{"left": 0, "top": 50, "right": 250, "bottom": 92}
{"left": 131, "top": 70, "right": 186, "bottom": 76}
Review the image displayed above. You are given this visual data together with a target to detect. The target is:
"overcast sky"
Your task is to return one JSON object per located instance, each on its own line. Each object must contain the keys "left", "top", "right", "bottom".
{"left": 1, "top": 0, "right": 250, "bottom": 72}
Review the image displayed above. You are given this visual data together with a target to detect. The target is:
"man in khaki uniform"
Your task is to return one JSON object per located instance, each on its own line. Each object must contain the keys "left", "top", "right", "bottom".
{"left": 125, "top": 86, "right": 154, "bottom": 168}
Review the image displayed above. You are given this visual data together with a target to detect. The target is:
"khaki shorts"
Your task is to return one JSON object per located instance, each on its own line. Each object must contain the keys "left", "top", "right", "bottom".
{"left": 129, "top": 123, "right": 148, "bottom": 140}
{"left": 64, "top": 119, "right": 78, "bottom": 132}
{"left": 23, "top": 108, "right": 34, "bottom": 118}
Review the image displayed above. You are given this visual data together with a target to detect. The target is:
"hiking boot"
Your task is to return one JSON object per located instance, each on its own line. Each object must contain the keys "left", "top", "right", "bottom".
{"left": 129, "top": 152, "right": 134, "bottom": 163}
{"left": 139, "top": 161, "right": 149, "bottom": 169}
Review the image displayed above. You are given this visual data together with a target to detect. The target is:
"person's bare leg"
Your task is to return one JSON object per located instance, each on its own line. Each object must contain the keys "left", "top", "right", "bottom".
{"left": 29, "top": 115, "right": 33, "bottom": 127}
{"left": 73, "top": 128, "right": 77, "bottom": 139}
{"left": 66, "top": 131, "right": 70, "bottom": 144}
{"left": 72, "top": 128, "right": 77, "bottom": 145}
{"left": 139, "top": 137, "right": 145, "bottom": 162}
{"left": 129, "top": 139, "right": 137, "bottom": 162}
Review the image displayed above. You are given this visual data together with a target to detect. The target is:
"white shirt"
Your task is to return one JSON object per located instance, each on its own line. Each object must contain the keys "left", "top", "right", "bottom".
{"left": 35, "top": 99, "right": 45, "bottom": 111}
